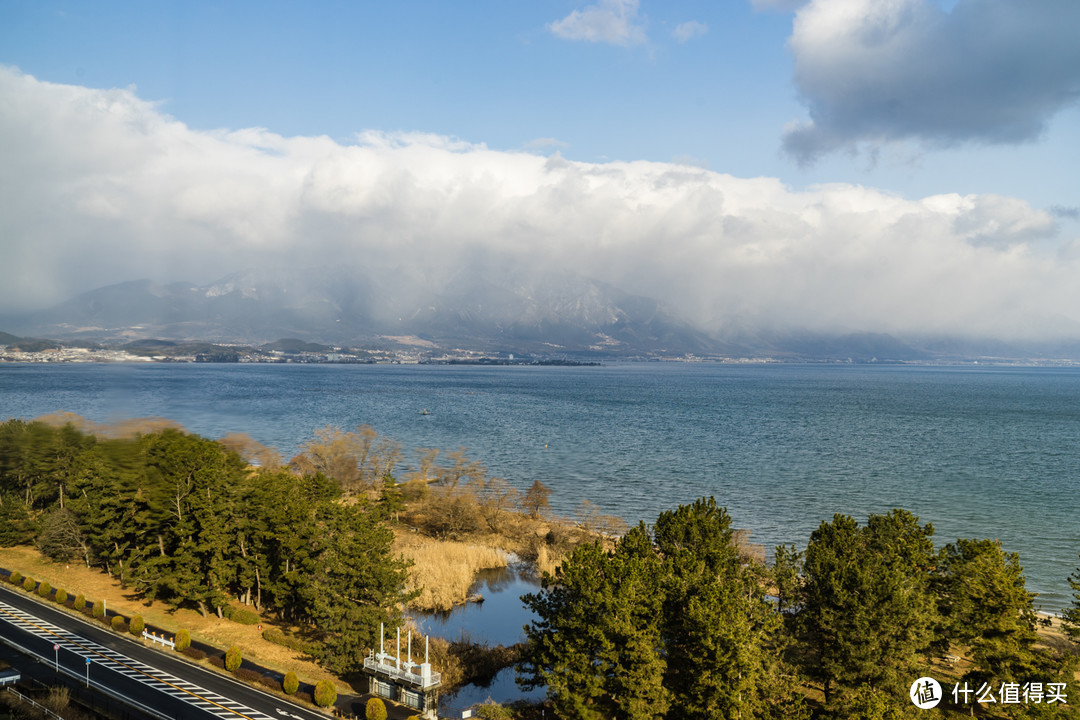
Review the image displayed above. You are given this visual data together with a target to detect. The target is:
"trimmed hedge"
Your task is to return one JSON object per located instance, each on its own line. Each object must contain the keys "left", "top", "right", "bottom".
{"left": 9, "top": 571, "right": 22, "bottom": 585}
{"left": 208, "top": 655, "right": 225, "bottom": 669}
{"left": 234, "top": 668, "right": 262, "bottom": 684}
{"left": 258, "top": 674, "right": 282, "bottom": 692}
{"left": 22, "top": 577, "right": 35, "bottom": 592}
{"left": 314, "top": 681, "right": 337, "bottom": 709}
{"left": 37, "top": 581, "right": 52, "bottom": 598}
{"left": 283, "top": 671, "right": 299, "bottom": 695}
{"left": 55, "top": 588, "right": 68, "bottom": 604}
{"left": 174, "top": 629, "right": 191, "bottom": 652}
{"left": 73, "top": 594, "right": 86, "bottom": 612}
{"left": 183, "top": 647, "right": 206, "bottom": 661}
{"left": 111, "top": 615, "right": 127, "bottom": 632}
{"left": 129, "top": 615, "right": 144, "bottom": 635}
{"left": 225, "top": 646, "right": 242, "bottom": 672}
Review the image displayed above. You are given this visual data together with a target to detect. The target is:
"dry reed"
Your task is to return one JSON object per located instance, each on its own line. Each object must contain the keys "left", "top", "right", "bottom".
{"left": 396, "top": 535, "right": 509, "bottom": 611}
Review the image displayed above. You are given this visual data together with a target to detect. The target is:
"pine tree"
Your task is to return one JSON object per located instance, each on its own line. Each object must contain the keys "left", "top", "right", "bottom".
{"left": 799, "top": 510, "right": 936, "bottom": 711}
{"left": 521, "top": 524, "right": 669, "bottom": 720}
{"left": 937, "top": 539, "right": 1044, "bottom": 699}
{"left": 655, "top": 497, "right": 797, "bottom": 720}
{"left": 1063, "top": 552, "right": 1080, "bottom": 642}
{"left": 307, "top": 503, "right": 415, "bottom": 675}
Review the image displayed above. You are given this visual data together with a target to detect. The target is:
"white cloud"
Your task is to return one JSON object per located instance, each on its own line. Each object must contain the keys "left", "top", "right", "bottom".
{"left": 672, "top": 20, "right": 708, "bottom": 43}
{"left": 783, "top": 0, "right": 1080, "bottom": 164}
{"left": 548, "top": 0, "right": 647, "bottom": 47}
{"left": 2, "top": 66, "right": 1078, "bottom": 341}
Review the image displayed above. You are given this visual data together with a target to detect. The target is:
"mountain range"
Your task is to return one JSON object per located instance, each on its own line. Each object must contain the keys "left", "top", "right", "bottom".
{"left": 3, "top": 267, "right": 1079, "bottom": 362}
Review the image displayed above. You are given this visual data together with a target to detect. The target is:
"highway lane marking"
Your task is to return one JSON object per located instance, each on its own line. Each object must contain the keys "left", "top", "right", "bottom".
{"left": 0, "top": 600, "right": 280, "bottom": 720}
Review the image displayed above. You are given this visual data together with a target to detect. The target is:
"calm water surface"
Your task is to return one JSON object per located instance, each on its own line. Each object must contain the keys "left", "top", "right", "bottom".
{"left": 0, "top": 362, "right": 1077, "bottom": 612}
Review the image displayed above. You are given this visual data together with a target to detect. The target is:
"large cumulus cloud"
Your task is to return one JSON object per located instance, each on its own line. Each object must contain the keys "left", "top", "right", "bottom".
{"left": 783, "top": 0, "right": 1080, "bottom": 163}
{"left": 1, "top": 66, "right": 1077, "bottom": 340}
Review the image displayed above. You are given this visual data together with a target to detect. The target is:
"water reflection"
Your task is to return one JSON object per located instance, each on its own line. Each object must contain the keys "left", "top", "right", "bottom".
{"left": 410, "top": 563, "right": 540, "bottom": 648}
{"left": 441, "top": 666, "right": 546, "bottom": 710}
{"left": 410, "top": 563, "right": 544, "bottom": 706}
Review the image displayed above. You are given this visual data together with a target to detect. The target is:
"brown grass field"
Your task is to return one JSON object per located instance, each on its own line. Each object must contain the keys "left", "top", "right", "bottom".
{"left": 0, "top": 546, "right": 348, "bottom": 693}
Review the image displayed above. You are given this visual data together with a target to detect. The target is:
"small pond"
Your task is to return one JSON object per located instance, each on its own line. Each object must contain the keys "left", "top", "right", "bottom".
{"left": 409, "top": 563, "right": 540, "bottom": 648}
{"left": 409, "top": 562, "right": 545, "bottom": 707}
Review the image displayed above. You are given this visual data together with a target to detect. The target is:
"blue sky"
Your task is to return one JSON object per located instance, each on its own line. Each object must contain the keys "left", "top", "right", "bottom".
{"left": 2, "top": 0, "right": 1080, "bottom": 339}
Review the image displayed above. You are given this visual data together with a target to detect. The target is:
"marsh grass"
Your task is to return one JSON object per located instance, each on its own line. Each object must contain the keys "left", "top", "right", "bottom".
{"left": 396, "top": 535, "right": 509, "bottom": 612}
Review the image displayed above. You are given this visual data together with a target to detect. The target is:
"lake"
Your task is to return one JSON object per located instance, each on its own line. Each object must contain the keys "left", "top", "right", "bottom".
{"left": 0, "top": 361, "right": 1077, "bottom": 612}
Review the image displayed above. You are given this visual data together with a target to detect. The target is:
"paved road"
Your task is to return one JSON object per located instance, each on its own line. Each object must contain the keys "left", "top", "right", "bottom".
{"left": 0, "top": 584, "right": 331, "bottom": 720}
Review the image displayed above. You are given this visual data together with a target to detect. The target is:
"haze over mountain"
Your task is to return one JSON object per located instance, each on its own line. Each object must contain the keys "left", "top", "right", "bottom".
{"left": 1, "top": 265, "right": 726, "bottom": 356}
{"left": 9, "top": 266, "right": 1080, "bottom": 362}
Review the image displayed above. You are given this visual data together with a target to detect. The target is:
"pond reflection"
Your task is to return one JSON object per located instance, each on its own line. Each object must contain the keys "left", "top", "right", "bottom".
{"left": 410, "top": 562, "right": 545, "bottom": 707}
{"left": 409, "top": 563, "right": 540, "bottom": 648}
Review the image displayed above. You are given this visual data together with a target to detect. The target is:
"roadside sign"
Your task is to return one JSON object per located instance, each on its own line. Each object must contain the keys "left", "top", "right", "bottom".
{"left": 53, "top": 644, "right": 59, "bottom": 651}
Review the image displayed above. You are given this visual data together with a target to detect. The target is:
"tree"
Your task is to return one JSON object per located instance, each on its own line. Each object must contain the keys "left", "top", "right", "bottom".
{"left": 0, "top": 494, "right": 37, "bottom": 546}
{"left": 772, "top": 543, "right": 802, "bottom": 617}
{"left": 936, "top": 538, "right": 1052, "bottom": 706}
{"left": 306, "top": 503, "right": 416, "bottom": 674}
{"left": 36, "top": 507, "right": 93, "bottom": 566}
{"left": 218, "top": 432, "right": 281, "bottom": 470}
{"left": 131, "top": 430, "right": 247, "bottom": 617}
{"left": 521, "top": 480, "right": 552, "bottom": 519}
{"left": 655, "top": 498, "right": 804, "bottom": 720}
{"left": 294, "top": 426, "right": 366, "bottom": 493}
{"left": 798, "top": 510, "right": 937, "bottom": 711}
{"left": 521, "top": 524, "right": 668, "bottom": 720}
{"left": 1064, "top": 553, "right": 1080, "bottom": 642}
{"left": 472, "top": 476, "right": 519, "bottom": 532}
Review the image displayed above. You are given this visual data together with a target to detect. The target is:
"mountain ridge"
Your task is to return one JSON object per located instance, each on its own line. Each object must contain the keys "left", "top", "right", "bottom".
{"left": 4, "top": 269, "right": 1080, "bottom": 362}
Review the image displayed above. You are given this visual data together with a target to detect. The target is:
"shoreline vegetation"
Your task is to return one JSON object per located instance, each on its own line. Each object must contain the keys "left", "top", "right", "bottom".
{"left": 0, "top": 413, "right": 1078, "bottom": 719}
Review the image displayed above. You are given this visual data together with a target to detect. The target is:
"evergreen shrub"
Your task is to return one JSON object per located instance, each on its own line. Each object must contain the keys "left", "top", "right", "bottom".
{"left": 111, "top": 615, "right": 126, "bottom": 632}
{"left": 9, "top": 571, "right": 21, "bottom": 585}
{"left": 314, "top": 680, "right": 337, "bottom": 708}
{"left": 22, "top": 577, "right": 35, "bottom": 592}
{"left": 364, "top": 697, "right": 386, "bottom": 720}
{"left": 225, "top": 645, "right": 242, "bottom": 672}
{"left": 174, "top": 628, "right": 191, "bottom": 652}
{"left": 129, "top": 615, "right": 144, "bottom": 635}
{"left": 73, "top": 594, "right": 86, "bottom": 612}
{"left": 92, "top": 603, "right": 104, "bottom": 619}
{"left": 55, "top": 589, "right": 68, "bottom": 604}
{"left": 283, "top": 671, "right": 299, "bottom": 695}
{"left": 229, "top": 606, "right": 260, "bottom": 625}
{"left": 37, "top": 581, "right": 52, "bottom": 598}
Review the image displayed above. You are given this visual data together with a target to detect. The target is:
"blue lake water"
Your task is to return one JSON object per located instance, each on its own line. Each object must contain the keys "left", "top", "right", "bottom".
{"left": 0, "top": 362, "right": 1078, "bottom": 613}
